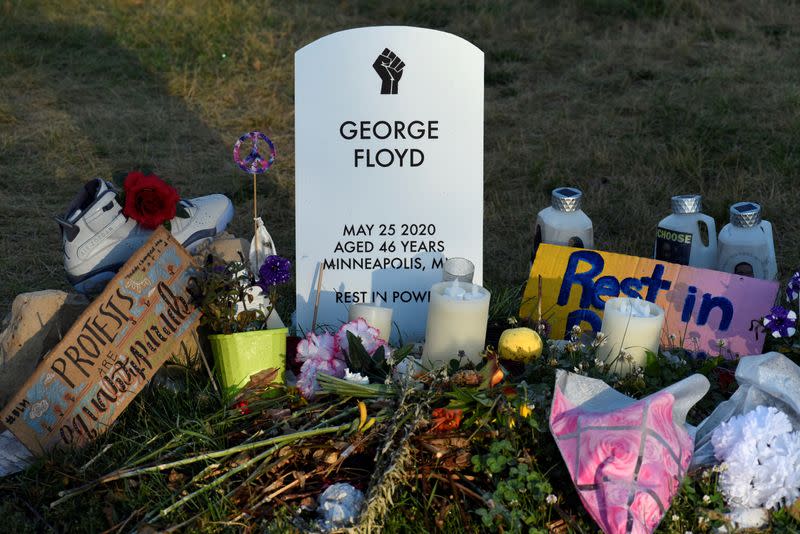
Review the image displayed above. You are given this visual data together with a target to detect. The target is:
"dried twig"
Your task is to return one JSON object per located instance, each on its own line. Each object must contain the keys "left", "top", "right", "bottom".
{"left": 52, "top": 423, "right": 353, "bottom": 508}
{"left": 311, "top": 263, "right": 325, "bottom": 332}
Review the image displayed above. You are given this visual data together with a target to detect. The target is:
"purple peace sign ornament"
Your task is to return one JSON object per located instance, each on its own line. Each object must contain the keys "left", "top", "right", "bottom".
{"left": 233, "top": 131, "right": 276, "bottom": 174}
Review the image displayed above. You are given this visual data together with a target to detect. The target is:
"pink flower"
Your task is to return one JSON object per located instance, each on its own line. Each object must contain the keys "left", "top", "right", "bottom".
{"left": 296, "top": 331, "right": 346, "bottom": 399}
{"left": 336, "top": 318, "right": 387, "bottom": 356}
{"left": 297, "top": 356, "right": 347, "bottom": 399}
{"left": 296, "top": 332, "right": 338, "bottom": 363}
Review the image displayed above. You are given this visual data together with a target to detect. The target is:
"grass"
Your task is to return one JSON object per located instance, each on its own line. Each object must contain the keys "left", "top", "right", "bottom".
{"left": 2, "top": 0, "right": 800, "bottom": 313}
{"left": 3, "top": 0, "right": 800, "bottom": 531}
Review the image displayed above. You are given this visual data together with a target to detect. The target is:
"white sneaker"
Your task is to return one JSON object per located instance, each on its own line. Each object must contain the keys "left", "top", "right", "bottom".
{"left": 57, "top": 179, "right": 234, "bottom": 294}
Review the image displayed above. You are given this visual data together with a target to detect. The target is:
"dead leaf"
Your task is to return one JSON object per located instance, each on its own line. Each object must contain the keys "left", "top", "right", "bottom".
{"left": 300, "top": 496, "right": 316, "bottom": 511}
{"left": 441, "top": 450, "right": 471, "bottom": 471}
{"left": 435, "top": 502, "right": 453, "bottom": 529}
{"left": 424, "top": 437, "right": 470, "bottom": 449}
{"left": 451, "top": 370, "right": 481, "bottom": 387}
{"left": 103, "top": 501, "right": 115, "bottom": 527}
{"left": 167, "top": 469, "right": 186, "bottom": 491}
{"left": 252, "top": 59, "right": 262, "bottom": 71}
{"left": 263, "top": 408, "right": 291, "bottom": 420}
{"left": 292, "top": 471, "right": 308, "bottom": 487}
{"left": 240, "top": 367, "right": 279, "bottom": 390}
{"left": 475, "top": 350, "right": 504, "bottom": 389}
{"left": 788, "top": 497, "right": 800, "bottom": 522}
{"left": 232, "top": 367, "right": 281, "bottom": 404}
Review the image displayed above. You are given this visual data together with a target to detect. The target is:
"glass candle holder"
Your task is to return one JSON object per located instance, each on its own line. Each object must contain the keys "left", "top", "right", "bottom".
{"left": 443, "top": 257, "right": 475, "bottom": 282}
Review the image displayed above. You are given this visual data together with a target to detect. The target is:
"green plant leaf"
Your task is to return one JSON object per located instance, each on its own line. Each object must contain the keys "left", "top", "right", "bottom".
{"left": 345, "top": 331, "right": 371, "bottom": 373}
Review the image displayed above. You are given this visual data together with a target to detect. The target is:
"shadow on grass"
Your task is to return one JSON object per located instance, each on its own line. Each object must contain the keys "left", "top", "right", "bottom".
{"left": 0, "top": 13, "right": 245, "bottom": 312}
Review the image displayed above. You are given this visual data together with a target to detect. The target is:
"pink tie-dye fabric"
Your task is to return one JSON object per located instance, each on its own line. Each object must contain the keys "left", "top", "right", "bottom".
{"left": 550, "top": 385, "right": 693, "bottom": 534}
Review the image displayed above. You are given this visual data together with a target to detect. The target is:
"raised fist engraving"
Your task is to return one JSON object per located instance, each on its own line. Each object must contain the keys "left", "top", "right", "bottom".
{"left": 373, "top": 48, "right": 404, "bottom": 95}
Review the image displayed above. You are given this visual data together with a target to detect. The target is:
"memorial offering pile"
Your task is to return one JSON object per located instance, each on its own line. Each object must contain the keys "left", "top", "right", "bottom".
{"left": 3, "top": 175, "right": 800, "bottom": 532}
{"left": 2, "top": 275, "right": 800, "bottom": 533}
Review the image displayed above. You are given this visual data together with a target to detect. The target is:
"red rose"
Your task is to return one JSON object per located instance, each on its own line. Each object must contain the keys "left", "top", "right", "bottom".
{"left": 122, "top": 171, "right": 180, "bottom": 230}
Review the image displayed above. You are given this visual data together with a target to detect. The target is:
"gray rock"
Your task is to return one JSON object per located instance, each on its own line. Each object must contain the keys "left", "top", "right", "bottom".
{"left": 193, "top": 231, "right": 249, "bottom": 264}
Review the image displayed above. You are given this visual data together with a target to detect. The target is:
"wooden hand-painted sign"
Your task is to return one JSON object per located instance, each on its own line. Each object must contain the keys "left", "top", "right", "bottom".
{"left": 520, "top": 244, "right": 779, "bottom": 358}
{"left": 1, "top": 228, "right": 200, "bottom": 454}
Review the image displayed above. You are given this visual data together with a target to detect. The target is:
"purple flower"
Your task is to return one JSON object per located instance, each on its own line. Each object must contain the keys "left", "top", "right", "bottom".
{"left": 258, "top": 255, "right": 291, "bottom": 290}
{"left": 763, "top": 306, "right": 797, "bottom": 339}
{"left": 786, "top": 271, "right": 800, "bottom": 302}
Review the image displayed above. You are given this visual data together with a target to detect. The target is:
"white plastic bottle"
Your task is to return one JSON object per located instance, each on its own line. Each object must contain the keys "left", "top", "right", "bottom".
{"left": 654, "top": 194, "right": 717, "bottom": 269}
{"left": 532, "top": 187, "right": 594, "bottom": 261}
{"left": 717, "top": 202, "right": 777, "bottom": 280}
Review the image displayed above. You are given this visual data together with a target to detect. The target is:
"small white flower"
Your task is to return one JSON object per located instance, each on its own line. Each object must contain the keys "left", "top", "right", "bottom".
{"left": 507, "top": 316, "right": 518, "bottom": 326}
{"left": 698, "top": 516, "right": 708, "bottom": 526}
{"left": 571, "top": 324, "right": 582, "bottom": 336}
{"left": 343, "top": 369, "right": 369, "bottom": 385}
{"left": 702, "top": 494, "right": 711, "bottom": 504}
{"left": 592, "top": 332, "right": 608, "bottom": 348}
{"left": 716, "top": 339, "right": 727, "bottom": 349}
{"left": 671, "top": 514, "right": 680, "bottom": 522}
{"left": 545, "top": 494, "right": 557, "bottom": 504}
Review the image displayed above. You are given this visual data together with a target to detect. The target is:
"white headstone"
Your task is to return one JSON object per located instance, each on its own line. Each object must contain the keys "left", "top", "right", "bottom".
{"left": 295, "top": 26, "right": 484, "bottom": 343}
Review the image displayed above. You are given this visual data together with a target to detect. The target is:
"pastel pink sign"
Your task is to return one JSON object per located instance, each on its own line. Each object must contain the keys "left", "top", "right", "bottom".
{"left": 550, "top": 382, "right": 693, "bottom": 534}
{"left": 521, "top": 244, "right": 781, "bottom": 358}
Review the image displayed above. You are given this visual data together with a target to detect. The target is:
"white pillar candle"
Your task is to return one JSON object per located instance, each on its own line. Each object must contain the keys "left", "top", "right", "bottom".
{"left": 597, "top": 297, "right": 665, "bottom": 376}
{"left": 423, "top": 281, "right": 490, "bottom": 367}
{"left": 348, "top": 303, "right": 393, "bottom": 343}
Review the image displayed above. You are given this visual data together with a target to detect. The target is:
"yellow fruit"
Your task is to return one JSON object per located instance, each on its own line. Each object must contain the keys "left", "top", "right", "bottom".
{"left": 498, "top": 327, "right": 543, "bottom": 362}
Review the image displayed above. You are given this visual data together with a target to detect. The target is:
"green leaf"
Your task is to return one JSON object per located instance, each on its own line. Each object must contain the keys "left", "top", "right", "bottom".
{"left": 371, "top": 345, "right": 386, "bottom": 366}
{"left": 345, "top": 331, "right": 372, "bottom": 374}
